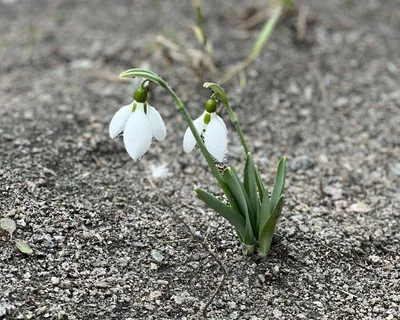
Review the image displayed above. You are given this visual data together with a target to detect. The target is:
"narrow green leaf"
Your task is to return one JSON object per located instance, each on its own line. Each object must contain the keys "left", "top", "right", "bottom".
{"left": 244, "top": 153, "right": 260, "bottom": 217}
{"left": 258, "top": 189, "right": 271, "bottom": 237}
{"left": 270, "top": 157, "right": 286, "bottom": 213}
{"left": 15, "top": 240, "right": 33, "bottom": 254}
{"left": 195, "top": 188, "right": 245, "bottom": 238}
{"left": 223, "top": 168, "right": 247, "bottom": 217}
{"left": 228, "top": 167, "right": 257, "bottom": 232}
{"left": 223, "top": 168, "right": 255, "bottom": 244}
{"left": 254, "top": 165, "right": 266, "bottom": 201}
{"left": 259, "top": 195, "right": 284, "bottom": 256}
{"left": 248, "top": 6, "right": 282, "bottom": 62}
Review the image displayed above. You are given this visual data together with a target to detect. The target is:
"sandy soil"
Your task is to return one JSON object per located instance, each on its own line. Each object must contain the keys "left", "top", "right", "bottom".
{"left": 0, "top": 0, "right": 399, "bottom": 319}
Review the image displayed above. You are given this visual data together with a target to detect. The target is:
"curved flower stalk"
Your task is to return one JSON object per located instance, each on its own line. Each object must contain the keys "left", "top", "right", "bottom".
{"left": 109, "top": 86, "right": 166, "bottom": 160}
{"left": 117, "top": 68, "right": 286, "bottom": 256}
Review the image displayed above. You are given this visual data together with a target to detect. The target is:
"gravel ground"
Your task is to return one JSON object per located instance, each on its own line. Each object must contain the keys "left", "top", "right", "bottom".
{"left": 0, "top": 0, "right": 399, "bottom": 319}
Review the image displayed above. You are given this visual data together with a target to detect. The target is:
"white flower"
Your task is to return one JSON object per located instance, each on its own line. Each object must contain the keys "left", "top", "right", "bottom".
{"left": 183, "top": 111, "right": 227, "bottom": 162}
{"left": 109, "top": 101, "right": 166, "bottom": 160}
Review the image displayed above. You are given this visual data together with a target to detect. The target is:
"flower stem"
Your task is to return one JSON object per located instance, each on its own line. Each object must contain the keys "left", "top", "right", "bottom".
{"left": 222, "top": 101, "right": 250, "bottom": 155}
{"left": 162, "top": 85, "right": 239, "bottom": 212}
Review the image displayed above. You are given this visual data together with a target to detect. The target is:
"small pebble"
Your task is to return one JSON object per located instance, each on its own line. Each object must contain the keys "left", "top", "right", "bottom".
{"left": 290, "top": 155, "right": 314, "bottom": 171}
{"left": 151, "top": 250, "right": 164, "bottom": 263}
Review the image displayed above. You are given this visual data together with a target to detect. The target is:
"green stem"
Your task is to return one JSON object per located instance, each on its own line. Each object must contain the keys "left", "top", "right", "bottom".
{"left": 162, "top": 85, "right": 239, "bottom": 212}
{"left": 223, "top": 101, "right": 250, "bottom": 155}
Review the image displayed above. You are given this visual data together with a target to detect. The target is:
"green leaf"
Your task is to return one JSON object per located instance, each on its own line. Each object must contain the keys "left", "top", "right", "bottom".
{"left": 259, "top": 195, "right": 284, "bottom": 256}
{"left": 195, "top": 188, "right": 246, "bottom": 238}
{"left": 15, "top": 240, "right": 33, "bottom": 254}
{"left": 270, "top": 157, "right": 286, "bottom": 213}
{"left": 0, "top": 217, "right": 16, "bottom": 238}
{"left": 258, "top": 189, "right": 271, "bottom": 237}
{"left": 248, "top": 6, "right": 282, "bottom": 62}
{"left": 244, "top": 153, "right": 260, "bottom": 217}
{"left": 254, "top": 165, "right": 266, "bottom": 201}
{"left": 203, "top": 82, "right": 228, "bottom": 105}
{"left": 223, "top": 168, "right": 255, "bottom": 244}
{"left": 229, "top": 166, "right": 257, "bottom": 231}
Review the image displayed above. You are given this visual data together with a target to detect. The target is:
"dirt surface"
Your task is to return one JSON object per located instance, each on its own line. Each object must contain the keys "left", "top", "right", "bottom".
{"left": 1, "top": 0, "right": 399, "bottom": 319}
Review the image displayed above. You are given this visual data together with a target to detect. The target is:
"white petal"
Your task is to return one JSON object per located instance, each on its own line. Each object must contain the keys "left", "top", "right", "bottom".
{"left": 109, "top": 103, "right": 133, "bottom": 139}
{"left": 147, "top": 105, "right": 166, "bottom": 141}
{"left": 183, "top": 112, "right": 206, "bottom": 153}
{"left": 204, "top": 115, "right": 227, "bottom": 162}
{"left": 123, "top": 111, "right": 152, "bottom": 160}
{"left": 216, "top": 114, "right": 227, "bottom": 133}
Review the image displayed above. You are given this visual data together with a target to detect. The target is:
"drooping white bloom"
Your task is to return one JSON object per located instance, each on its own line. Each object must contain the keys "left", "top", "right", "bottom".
{"left": 183, "top": 111, "right": 227, "bottom": 162}
{"left": 109, "top": 101, "right": 166, "bottom": 160}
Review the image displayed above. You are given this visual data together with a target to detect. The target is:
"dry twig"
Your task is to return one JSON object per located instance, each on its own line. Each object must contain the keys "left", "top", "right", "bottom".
{"left": 311, "top": 62, "right": 330, "bottom": 108}
{"left": 297, "top": 5, "right": 309, "bottom": 40}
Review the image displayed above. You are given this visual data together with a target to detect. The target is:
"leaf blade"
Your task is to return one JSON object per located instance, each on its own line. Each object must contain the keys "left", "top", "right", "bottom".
{"left": 270, "top": 157, "right": 286, "bottom": 212}
{"left": 223, "top": 168, "right": 255, "bottom": 244}
{"left": 244, "top": 153, "right": 259, "bottom": 217}
{"left": 195, "top": 188, "right": 246, "bottom": 238}
{"left": 15, "top": 240, "right": 33, "bottom": 254}
{"left": 259, "top": 195, "right": 284, "bottom": 255}
{"left": 254, "top": 165, "right": 266, "bottom": 201}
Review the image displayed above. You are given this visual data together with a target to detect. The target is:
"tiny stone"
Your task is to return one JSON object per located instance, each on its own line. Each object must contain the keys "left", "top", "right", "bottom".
{"left": 347, "top": 202, "right": 371, "bottom": 213}
{"left": 172, "top": 295, "right": 185, "bottom": 305}
{"left": 394, "top": 163, "right": 400, "bottom": 176}
{"left": 369, "top": 255, "right": 380, "bottom": 263}
{"left": 290, "top": 155, "right": 314, "bottom": 171}
{"left": 192, "top": 253, "right": 200, "bottom": 261}
{"left": 94, "top": 281, "right": 109, "bottom": 288}
{"left": 324, "top": 186, "right": 343, "bottom": 200}
{"left": 51, "top": 277, "right": 60, "bottom": 285}
{"left": 151, "top": 250, "right": 164, "bottom": 263}
{"left": 149, "top": 291, "right": 162, "bottom": 300}
{"left": 60, "top": 280, "right": 71, "bottom": 289}
{"left": 228, "top": 301, "right": 237, "bottom": 309}
{"left": 157, "top": 280, "right": 169, "bottom": 285}
{"left": 313, "top": 301, "right": 324, "bottom": 308}
{"left": 273, "top": 309, "right": 282, "bottom": 318}
{"left": 144, "top": 303, "right": 155, "bottom": 311}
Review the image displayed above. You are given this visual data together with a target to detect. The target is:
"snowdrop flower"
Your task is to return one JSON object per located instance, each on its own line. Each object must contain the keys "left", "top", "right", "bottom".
{"left": 109, "top": 86, "right": 166, "bottom": 160}
{"left": 183, "top": 99, "right": 227, "bottom": 162}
